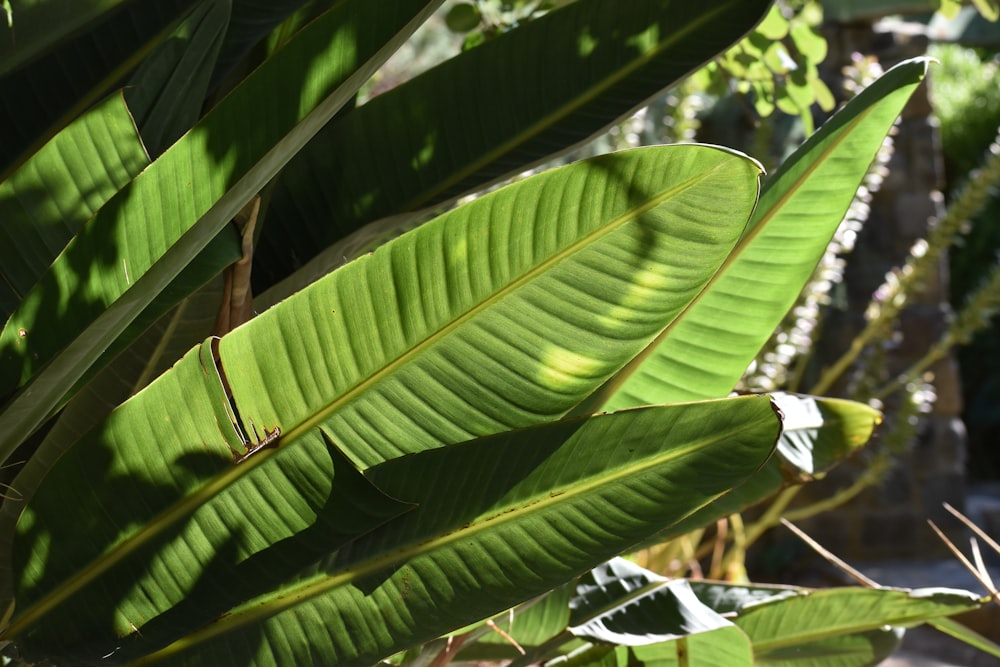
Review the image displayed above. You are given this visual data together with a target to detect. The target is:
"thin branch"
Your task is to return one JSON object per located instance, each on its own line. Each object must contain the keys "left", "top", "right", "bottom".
{"left": 781, "top": 518, "right": 881, "bottom": 588}
{"left": 944, "top": 502, "right": 1000, "bottom": 557}
{"left": 926, "top": 519, "right": 1000, "bottom": 606}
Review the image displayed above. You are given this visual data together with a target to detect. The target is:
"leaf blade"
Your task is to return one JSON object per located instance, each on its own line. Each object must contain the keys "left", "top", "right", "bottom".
{"left": 255, "top": 0, "right": 773, "bottom": 290}
{"left": 601, "top": 57, "right": 931, "bottom": 409}
{"left": 223, "top": 145, "right": 764, "bottom": 469}
{"left": 129, "top": 398, "right": 780, "bottom": 665}
{"left": 5, "top": 145, "right": 763, "bottom": 661}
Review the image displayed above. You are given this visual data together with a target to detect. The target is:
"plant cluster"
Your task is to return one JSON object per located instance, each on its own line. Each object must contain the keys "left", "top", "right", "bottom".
{"left": 0, "top": 1, "right": 997, "bottom": 665}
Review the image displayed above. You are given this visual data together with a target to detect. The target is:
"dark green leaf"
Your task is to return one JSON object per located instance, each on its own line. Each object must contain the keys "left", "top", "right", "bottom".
{"left": 126, "top": 0, "right": 231, "bottom": 157}
{"left": 0, "top": 0, "right": 444, "bottom": 459}
{"left": 254, "top": 0, "right": 772, "bottom": 290}
{"left": 0, "top": 0, "right": 194, "bottom": 172}
{"left": 445, "top": 3, "right": 481, "bottom": 32}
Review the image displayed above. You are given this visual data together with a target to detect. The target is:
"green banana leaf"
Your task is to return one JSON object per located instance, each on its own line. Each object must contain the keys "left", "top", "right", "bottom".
{"left": 599, "top": 57, "right": 931, "bottom": 410}
{"left": 0, "top": 0, "right": 262, "bottom": 502}
{"left": 690, "top": 581, "right": 904, "bottom": 666}
{"left": 625, "top": 625, "right": 896, "bottom": 667}
{"left": 216, "top": 146, "right": 761, "bottom": 469}
{"left": 456, "top": 584, "right": 574, "bottom": 659}
{"left": 632, "top": 626, "right": 755, "bottom": 666}
{"left": 125, "top": 398, "right": 780, "bottom": 664}
{"left": 653, "top": 395, "right": 880, "bottom": 541}
{"left": 62, "top": 0, "right": 236, "bottom": 401}
{"left": 0, "top": 0, "right": 444, "bottom": 460}
{"left": 771, "top": 392, "right": 881, "bottom": 477}
{"left": 520, "top": 563, "right": 979, "bottom": 667}
{"left": 0, "top": 0, "right": 155, "bottom": 76}
{"left": 581, "top": 396, "right": 873, "bottom": 621}
{"left": 546, "top": 645, "right": 621, "bottom": 667}
{"left": 3, "top": 398, "right": 783, "bottom": 661}
{"left": 568, "top": 559, "right": 739, "bottom": 646}
{"left": 0, "top": 0, "right": 312, "bottom": 170}
{"left": 753, "top": 628, "right": 903, "bottom": 666}
{"left": 734, "top": 585, "right": 982, "bottom": 662}
{"left": 929, "top": 616, "right": 1000, "bottom": 660}
{"left": 0, "top": 277, "right": 229, "bottom": 538}
{"left": 0, "top": 0, "right": 195, "bottom": 171}
{"left": 2, "top": 144, "right": 765, "bottom": 662}
{"left": 0, "top": 93, "right": 149, "bottom": 322}
{"left": 508, "top": 558, "right": 762, "bottom": 667}
{"left": 253, "top": 0, "right": 773, "bottom": 291}
{"left": 490, "top": 559, "right": 750, "bottom": 667}
{"left": 0, "top": 0, "right": 239, "bottom": 402}
{"left": 207, "top": 0, "right": 315, "bottom": 91}
{"left": 125, "top": 0, "right": 231, "bottom": 158}
{"left": 689, "top": 580, "right": 980, "bottom": 662}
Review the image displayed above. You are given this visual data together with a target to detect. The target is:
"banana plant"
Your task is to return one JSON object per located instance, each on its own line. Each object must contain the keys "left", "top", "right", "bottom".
{"left": 0, "top": 0, "right": 976, "bottom": 664}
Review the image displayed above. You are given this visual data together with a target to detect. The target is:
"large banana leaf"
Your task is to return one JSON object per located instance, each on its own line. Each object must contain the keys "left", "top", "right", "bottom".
{"left": 460, "top": 395, "right": 881, "bottom": 664}
{"left": 0, "top": 0, "right": 444, "bottom": 459}
{"left": 253, "top": 0, "right": 773, "bottom": 290}
{"left": 2, "top": 145, "right": 764, "bottom": 662}
{"left": 116, "top": 398, "right": 780, "bottom": 663}
{"left": 510, "top": 559, "right": 756, "bottom": 667}
{"left": 218, "top": 146, "right": 761, "bottom": 469}
{"left": 599, "top": 57, "right": 931, "bottom": 410}
{"left": 568, "top": 560, "right": 739, "bottom": 646}
{"left": 559, "top": 557, "right": 756, "bottom": 667}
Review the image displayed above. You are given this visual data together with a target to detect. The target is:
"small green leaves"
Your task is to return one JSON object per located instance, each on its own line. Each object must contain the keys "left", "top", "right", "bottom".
{"left": 445, "top": 2, "right": 481, "bottom": 32}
